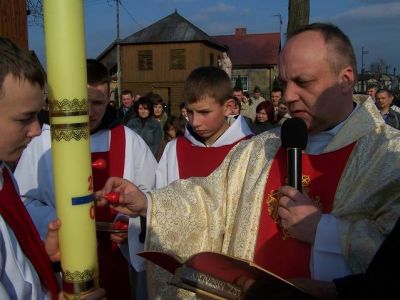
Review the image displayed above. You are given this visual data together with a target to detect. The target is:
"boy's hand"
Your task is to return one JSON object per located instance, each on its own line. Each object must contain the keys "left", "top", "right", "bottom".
{"left": 95, "top": 177, "right": 148, "bottom": 217}
{"left": 45, "top": 219, "right": 61, "bottom": 262}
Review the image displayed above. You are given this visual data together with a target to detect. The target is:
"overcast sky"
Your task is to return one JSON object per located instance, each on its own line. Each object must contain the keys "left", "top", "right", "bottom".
{"left": 28, "top": 0, "right": 400, "bottom": 75}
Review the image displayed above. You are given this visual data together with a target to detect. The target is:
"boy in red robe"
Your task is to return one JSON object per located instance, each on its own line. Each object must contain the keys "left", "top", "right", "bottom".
{"left": 156, "top": 66, "right": 253, "bottom": 188}
{"left": 0, "top": 37, "right": 105, "bottom": 300}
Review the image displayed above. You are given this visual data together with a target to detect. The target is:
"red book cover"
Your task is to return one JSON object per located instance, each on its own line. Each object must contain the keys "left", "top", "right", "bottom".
{"left": 138, "top": 251, "right": 305, "bottom": 299}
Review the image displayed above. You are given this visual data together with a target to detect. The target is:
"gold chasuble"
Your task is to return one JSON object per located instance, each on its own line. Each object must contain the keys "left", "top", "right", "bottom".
{"left": 146, "top": 96, "right": 400, "bottom": 299}
{"left": 254, "top": 144, "right": 354, "bottom": 279}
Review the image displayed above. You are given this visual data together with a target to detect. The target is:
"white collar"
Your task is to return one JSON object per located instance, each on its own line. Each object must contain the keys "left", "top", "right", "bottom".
{"left": 305, "top": 102, "right": 359, "bottom": 154}
{"left": 184, "top": 115, "right": 253, "bottom": 147}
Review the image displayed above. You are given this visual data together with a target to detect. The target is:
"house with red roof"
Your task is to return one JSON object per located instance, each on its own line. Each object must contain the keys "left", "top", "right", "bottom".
{"left": 98, "top": 11, "right": 280, "bottom": 112}
{"left": 97, "top": 11, "right": 227, "bottom": 114}
{"left": 213, "top": 28, "right": 280, "bottom": 97}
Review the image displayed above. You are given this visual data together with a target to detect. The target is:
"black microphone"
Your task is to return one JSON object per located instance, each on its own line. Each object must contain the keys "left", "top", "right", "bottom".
{"left": 281, "top": 118, "right": 308, "bottom": 192}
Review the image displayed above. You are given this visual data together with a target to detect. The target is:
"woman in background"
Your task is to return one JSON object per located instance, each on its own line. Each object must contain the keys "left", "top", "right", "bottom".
{"left": 126, "top": 95, "right": 162, "bottom": 156}
{"left": 252, "top": 101, "right": 276, "bottom": 134}
{"left": 151, "top": 93, "right": 168, "bottom": 130}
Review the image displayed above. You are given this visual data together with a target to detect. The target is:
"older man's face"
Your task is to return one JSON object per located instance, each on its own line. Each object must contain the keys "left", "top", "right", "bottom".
{"left": 279, "top": 31, "right": 354, "bottom": 134}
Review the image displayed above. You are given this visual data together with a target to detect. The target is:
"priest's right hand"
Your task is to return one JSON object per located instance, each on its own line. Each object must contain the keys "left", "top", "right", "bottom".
{"left": 95, "top": 177, "right": 147, "bottom": 217}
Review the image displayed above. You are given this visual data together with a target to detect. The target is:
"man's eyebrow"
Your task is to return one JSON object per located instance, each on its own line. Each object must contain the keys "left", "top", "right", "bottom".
{"left": 195, "top": 108, "right": 211, "bottom": 112}
{"left": 18, "top": 110, "right": 37, "bottom": 117}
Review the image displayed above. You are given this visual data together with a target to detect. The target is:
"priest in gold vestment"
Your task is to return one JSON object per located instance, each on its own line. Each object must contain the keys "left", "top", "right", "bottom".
{"left": 96, "top": 23, "right": 400, "bottom": 299}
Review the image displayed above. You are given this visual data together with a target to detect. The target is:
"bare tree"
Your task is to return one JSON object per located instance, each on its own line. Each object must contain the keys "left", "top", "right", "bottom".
{"left": 370, "top": 59, "right": 393, "bottom": 88}
{"left": 27, "top": 0, "right": 43, "bottom": 27}
{"left": 370, "top": 59, "right": 390, "bottom": 75}
{"left": 287, "top": 0, "right": 310, "bottom": 37}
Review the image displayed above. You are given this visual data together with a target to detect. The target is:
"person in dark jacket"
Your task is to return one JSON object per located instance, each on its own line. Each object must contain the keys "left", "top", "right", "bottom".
{"left": 116, "top": 89, "right": 136, "bottom": 124}
{"left": 252, "top": 100, "right": 277, "bottom": 134}
{"left": 125, "top": 95, "right": 162, "bottom": 156}
{"left": 376, "top": 88, "right": 400, "bottom": 129}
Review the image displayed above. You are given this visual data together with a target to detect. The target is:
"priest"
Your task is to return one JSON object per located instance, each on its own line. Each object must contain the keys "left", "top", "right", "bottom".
{"left": 96, "top": 23, "right": 400, "bottom": 299}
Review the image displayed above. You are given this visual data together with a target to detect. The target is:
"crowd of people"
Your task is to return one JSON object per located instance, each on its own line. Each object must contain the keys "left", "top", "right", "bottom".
{"left": 1, "top": 21, "right": 400, "bottom": 300}
{"left": 94, "top": 80, "right": 293, "bottom": 164}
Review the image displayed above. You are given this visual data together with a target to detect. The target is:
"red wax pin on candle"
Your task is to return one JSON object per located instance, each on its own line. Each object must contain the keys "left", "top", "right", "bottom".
{"left": 104, "top": 192, "right": 120, "bottom": 204}
{"left": 111, "top": 219, "right": 128, "bottom": 252}
{"left": 114, "top": 219, "right": 128, "bottom": 231}
{"left": 92, "top": 159, "right": 107, "bottom": 170}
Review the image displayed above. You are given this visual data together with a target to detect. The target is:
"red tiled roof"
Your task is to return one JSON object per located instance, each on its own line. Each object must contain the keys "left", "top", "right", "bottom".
{"left": 213, "top": 32, "right": 280, "bottom": 67}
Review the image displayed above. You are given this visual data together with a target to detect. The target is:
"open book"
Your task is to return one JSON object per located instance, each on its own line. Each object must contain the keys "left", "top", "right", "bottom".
{"left": 138, "top": 251, "right": 307, "bottom": 300}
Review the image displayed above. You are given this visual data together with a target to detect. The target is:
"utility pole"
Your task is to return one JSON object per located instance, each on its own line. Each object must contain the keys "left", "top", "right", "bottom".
{"left": 271, "top": 14, "right": 282, "bottom": 96}
{"left": 116, "top": 0, "right": 121, "bottom": 108}
{"left": 273, "top": 13, "right": 282, "bottom": 45}
{"left": 361, "top": 46, "right": 369, "bottom": 92}
{"left": 287, "top": 0, "right": 310, "bottom": 37}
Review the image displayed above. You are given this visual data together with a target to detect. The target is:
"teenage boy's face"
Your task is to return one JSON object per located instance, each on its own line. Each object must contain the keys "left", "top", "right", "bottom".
{"left": 88, "top": 83, "right": 109, "bottom": 133}
{"left": 0, "top": 74, "right": 43, "bottom": 162}
{"left": 122, "top": 93, "right": 133, "bottom": 108}
{"left": 186, "top": 96, "right": 232, "bottom": 146}
{"left": 271, "top": 91, "right": 282, "bottom": 106}
{"left": 376, "top": 91, "right": 392, "bottom": 110}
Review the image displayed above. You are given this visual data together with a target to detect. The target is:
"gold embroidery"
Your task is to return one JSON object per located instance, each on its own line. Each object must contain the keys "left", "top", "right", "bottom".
{"left": 50, "top": 98, "right": 88, "bottom": 117}
{"left": 302, "top": 174, "right": 310, "bottom": 186}
{"left": 51, "top": 123, "right": 89, "bottom": 142}
{"left": 267, "top": 190, "right": 280, "bottom": 224}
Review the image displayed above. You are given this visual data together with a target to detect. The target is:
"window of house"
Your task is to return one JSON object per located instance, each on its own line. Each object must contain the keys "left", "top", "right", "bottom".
{"left": 231, "top": 75, "right": 249, "bottom": 92}
{"left": 170, "top": 49, "right": 185, "bottom": 70}
{"left": 209, "top": 53, "right": 215, "bottom": 66}
{"left": 138, "top": 50, "right": 153, "bottom": 70}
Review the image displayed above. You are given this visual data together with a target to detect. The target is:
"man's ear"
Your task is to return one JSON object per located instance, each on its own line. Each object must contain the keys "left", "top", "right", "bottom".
{"left": 389, "top": 94, "right": 394, "bottom": 105}
{"left": 339, "top": 66, "right": 355, "bottom": 94}
{"left": 223, "top": 98, "right": 235, "bottom": 116}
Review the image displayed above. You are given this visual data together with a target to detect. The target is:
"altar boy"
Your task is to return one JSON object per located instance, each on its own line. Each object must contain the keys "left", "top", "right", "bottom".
{"left": 155, "top": 66, "right": 253, "bottom": 188}
{"left": 14, "top": 59, "right": 157, "bottom": 300}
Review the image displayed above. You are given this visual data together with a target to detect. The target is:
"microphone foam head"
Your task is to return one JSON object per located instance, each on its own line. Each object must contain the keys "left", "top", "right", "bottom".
{"left": 281, "top": 117, "right": 308, "bottom": 149}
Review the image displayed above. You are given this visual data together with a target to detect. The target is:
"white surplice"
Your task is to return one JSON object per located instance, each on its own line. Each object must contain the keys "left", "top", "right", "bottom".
{"left": 155, "top": 115, "right": 254, "bottom": 188}
{"left": 0, "top": 163, "right": 50, "bottom": 300}
{"left": 14, "top": 124, "right": 157, "bottom": 270}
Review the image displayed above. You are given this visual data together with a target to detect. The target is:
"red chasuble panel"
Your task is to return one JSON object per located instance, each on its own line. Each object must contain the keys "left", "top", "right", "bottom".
{"left": 176, "top": 136, "right": 250, "bottom": 178}
{"left": 91, "top": 125, "right": 131, "bottom": 300}
{"left": 93, "top": 125, "right": 125, "bottom": 222}
{"left": 254, "top": 143, "right": 355, "bottom": 279}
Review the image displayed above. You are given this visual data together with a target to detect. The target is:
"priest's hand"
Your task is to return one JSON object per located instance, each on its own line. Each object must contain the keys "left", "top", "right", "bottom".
{"left": 45, "top": 219, "right": 61, "bottom": 262}
{"left": 278, "top": 186, "right": 322, "bottom": 244}
{"left": 95, "top": 177, "right": 148, "bottom": 217}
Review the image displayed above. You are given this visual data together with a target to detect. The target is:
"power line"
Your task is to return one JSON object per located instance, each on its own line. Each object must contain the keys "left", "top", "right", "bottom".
{"left": 119, "top": 0, "right": 142, "bottom": 29}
